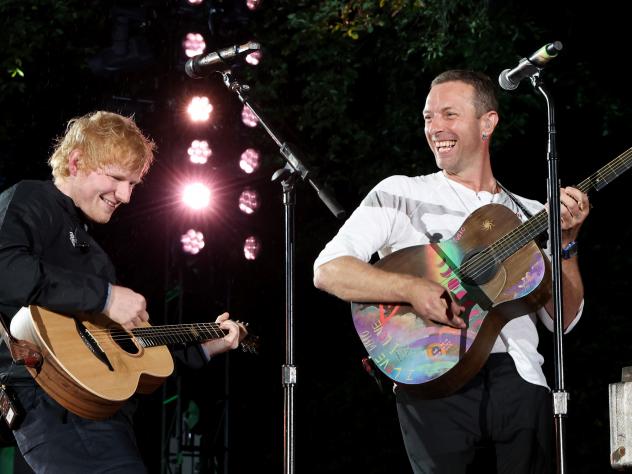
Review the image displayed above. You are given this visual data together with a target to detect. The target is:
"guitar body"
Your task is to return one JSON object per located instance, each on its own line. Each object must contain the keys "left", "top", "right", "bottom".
{"left": 351, "top": 204, "right": 552, "bottom": 398}
{"left": 12, "top": 306, "right": 174, "bottom": 420}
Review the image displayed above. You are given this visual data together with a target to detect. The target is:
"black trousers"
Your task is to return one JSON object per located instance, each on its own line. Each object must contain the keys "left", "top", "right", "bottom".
{"left": 396, "top": 353, "right": 553, "bottom": 474}
{"left": 12, "top": 384, "right": 146, "bottom": 474}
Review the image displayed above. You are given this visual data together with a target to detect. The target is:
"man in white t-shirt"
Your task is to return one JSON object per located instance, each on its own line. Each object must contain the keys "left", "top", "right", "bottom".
{"left": 313, "top": 70, "right": 589, "bottom": 473}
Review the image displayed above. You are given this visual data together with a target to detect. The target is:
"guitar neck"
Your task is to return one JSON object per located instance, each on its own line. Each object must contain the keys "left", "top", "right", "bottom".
{"left": 488, "top": 146, "right": 632, "bottom": 262}
{"left": 130, "top": 323, "right": 226, "bottom": 348}
{"left": 576, "top": 146, "right": 632, "bottom": 194}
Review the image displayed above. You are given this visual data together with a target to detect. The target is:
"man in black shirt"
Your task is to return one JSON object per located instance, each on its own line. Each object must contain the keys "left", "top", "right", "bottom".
{"left": 0, "top": 111, "right": 242, "bottom": 472}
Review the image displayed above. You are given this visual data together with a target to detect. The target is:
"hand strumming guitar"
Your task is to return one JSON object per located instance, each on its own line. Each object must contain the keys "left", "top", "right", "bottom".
{"left": 406, "top": 277, "right": 467, "bottom": 329}
{"left": 103, "top": 284, "right": 149, "bottom": 330}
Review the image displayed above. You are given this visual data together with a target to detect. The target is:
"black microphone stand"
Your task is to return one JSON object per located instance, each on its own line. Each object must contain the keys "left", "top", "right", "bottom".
{"left": 529, "top": 72, "right": 568, "bottom": 474}
{"left": 219, "top": 71, "right": 345, "bottom": 474}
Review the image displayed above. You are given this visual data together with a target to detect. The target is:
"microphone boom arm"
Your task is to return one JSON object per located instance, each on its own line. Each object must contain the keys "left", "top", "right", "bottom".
{"left": 220, "top": 71, "right": 345, "bottom": 219}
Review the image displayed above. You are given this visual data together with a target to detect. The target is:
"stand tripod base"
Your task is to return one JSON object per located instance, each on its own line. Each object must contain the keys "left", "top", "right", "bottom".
{"left": 610, "top": 367, "right": 632, "bottom": 468}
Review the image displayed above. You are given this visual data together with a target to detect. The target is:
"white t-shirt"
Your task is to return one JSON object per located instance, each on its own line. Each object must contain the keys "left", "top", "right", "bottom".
{"left": 314, "top": 171, "right": 582, "bottom": 388}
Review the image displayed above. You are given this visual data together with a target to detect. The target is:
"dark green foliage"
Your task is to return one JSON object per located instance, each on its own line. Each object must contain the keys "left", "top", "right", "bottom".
{"left": 245, "top": 1, "right": 549, "bottom": 197}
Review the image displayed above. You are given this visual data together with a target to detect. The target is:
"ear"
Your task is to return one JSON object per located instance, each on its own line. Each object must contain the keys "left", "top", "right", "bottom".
{"left": 67, "top": 149, "right": 82, "bottom": 177}
{"left": 481, "top": 111, "right": 499, "bottom": 136}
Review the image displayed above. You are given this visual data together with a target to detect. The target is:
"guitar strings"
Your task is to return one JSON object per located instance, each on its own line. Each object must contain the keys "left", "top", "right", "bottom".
{"left": 457, "top": 147, "right": 632, "bottom": 281}
{"left": 84, "top": 323, "right": 228, "bottom": 344}
{"left": 85, "top": 322, "right": 225, "bottom": 334}
{"left": 72, "top": 322, "right": 256, "bottom": 352}
{"left": 88, "top": 327, "right": 226, "bottom": 338}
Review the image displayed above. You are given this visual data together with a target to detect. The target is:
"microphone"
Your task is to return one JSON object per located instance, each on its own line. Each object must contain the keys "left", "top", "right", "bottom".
{"left": 185, "top": 41, "right": 261, "bottom": 79}
{"left": 498, "top": 41, "right": 563, "bottom": 91}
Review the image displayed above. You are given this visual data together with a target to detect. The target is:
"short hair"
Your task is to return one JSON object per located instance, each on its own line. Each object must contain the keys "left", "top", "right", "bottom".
{"left": 48, "top": 111, "right": 155, "bottom": 181}
{"left": 430, "top": 70, "right": 499, "bottom": 117}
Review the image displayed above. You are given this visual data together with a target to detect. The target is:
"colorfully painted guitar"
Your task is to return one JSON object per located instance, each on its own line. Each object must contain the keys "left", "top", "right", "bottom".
{"left": 8, "top": 305, "right": 257, "bottom": 420}
{"left": 351, "top": 146, "right": 632, "bottom": 399}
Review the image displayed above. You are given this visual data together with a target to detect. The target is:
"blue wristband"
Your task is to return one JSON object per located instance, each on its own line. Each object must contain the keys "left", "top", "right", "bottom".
{"left": 561, "top": 240, "right": 578, "bottom": 260}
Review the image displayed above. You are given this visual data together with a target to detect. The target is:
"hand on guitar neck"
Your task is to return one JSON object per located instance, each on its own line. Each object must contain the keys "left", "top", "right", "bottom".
{"left": 542, "top": 185, "right": 590, "bottom": 330}
{"left": 557, "top": 186, "right": 590, "bottom": 246}
{"left": 201, "top": 312, "right": 249, "bottom": 358}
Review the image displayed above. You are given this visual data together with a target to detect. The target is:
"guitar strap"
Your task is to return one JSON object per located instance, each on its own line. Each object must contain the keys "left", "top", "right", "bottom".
{"left": 0, "top": 314, "right": 29, "bottom": 428}
{"left": 0, "top": 313, "right": 42, "bottom": 368}
{"left": 497, "top": 181, "right": 549, "bottom": 248}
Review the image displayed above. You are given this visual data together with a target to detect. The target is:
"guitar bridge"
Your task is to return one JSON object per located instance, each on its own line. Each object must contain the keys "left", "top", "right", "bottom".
{"left": 75, "top": 320, "right": 114, "bottom": 371}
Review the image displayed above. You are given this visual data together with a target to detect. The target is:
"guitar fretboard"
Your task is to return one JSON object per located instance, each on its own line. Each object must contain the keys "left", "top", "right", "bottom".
{"left": 130, "top": 323, "right": 226, "bottom": 348}
{"left": 461, "top": 146, "right": 632, "bottom": 278}
{"left": 576, "top": 147, "right": 632, "bottom": 194}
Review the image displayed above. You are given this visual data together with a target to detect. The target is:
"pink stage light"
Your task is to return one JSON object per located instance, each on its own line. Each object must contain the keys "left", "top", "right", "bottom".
{"left": 241, "top": 105, "right": 259, "bottom": 127}
{"left": 187, "top": 0, "right": 204, "bottom": 5}
{"left": 188, "top": 140, "right": 212, "bottom": 164}
{"left": 238, "top": 188, "right": 260, "bottom": 214}
{"left": 183, "top": 33, "right": 206, "bottom": 58}
{"left": 182, "top": 182, "right": 211, "bottom": 210}
{"left": 187, "top": 96, "right": 213, "bottom": 122}
{"left": 181, "top": 229, "right": 205, "bottom": 255}
{"left": 246, "top": 0, "right": 262, "bottom": 11}
{"left": 239, "top": 148, "right": 260, "bottom": 174}
{"left": 243, "top": 235, "right": 261, "bottom": 260}
{"left": 245, "top": 50, "right": 262, "bottom": 66}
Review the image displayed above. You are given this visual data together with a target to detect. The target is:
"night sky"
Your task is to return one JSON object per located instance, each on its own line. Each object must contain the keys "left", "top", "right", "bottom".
{"left": 2, "top": 2, "right": 632, "bottom": 473}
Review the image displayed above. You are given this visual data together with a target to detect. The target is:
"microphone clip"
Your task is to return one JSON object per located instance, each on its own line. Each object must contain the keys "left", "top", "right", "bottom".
{"left": 220, "top": 72, "right": 250, "bottom": 97}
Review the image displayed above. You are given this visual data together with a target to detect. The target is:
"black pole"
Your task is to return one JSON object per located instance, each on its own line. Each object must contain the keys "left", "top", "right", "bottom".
{"left": 223, "top": 280, "right": 232, "bottom": 474}
{"left": 217, "top": 71, "right": 344, "bottom": 474}
{"left": 281, "top": 175, "right": 297, "bottom": 474}
{"left": 531, "top": 73, "right": 568, "bottom": 474}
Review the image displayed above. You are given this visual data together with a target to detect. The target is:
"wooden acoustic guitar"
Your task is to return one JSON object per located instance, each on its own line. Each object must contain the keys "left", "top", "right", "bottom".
{"left": 8, "top": 306, "right": 257, "bottom": 420}
{"left": 351, "top": 146, "right": 632, "bottom": 399}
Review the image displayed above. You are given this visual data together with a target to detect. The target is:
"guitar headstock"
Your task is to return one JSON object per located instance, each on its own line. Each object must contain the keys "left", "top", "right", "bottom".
{"left": 236, "top": 320, "right": 259, "bottom": 354}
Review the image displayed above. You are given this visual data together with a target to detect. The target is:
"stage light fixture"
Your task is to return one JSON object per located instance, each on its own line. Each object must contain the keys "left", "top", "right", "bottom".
{"left": 187, "top": 0, "right": 204, "bottom": 5}
{"left": 239, "top": 148, "right": 260, "bottom": 174}
{"left": 241, "top": 105, "right": 259, "bottom": 127}
{"left": 188, "top": 140, "right": 212, "bottom": 164}
{"left": 243, "top": 235, "right": 261, "bottom": 260}
{"left": 246, "top": 0, "right": 262, "bottom": 11}
{"left": 238, "top": 188, "right": 260, "bottom": 215}
{"left": 181, "top": 229, "right": 205, "bottom": 254}
{"left": 183, "top": 33, "right": 206, "bottom": 58}
{"left": 182, "top": 182, "right": 211, "bottom": 210}
{"left": 245, "top": 50, "right": 262, "bottom": 66}
{"left": 187, "top": 96, "right": 213, "bottom": 122}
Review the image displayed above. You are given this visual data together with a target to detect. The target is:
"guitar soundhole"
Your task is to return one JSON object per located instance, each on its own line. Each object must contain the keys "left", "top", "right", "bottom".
{"left": 109, "top": 328, "right": 140, "bottom": 355}
{"left": 460, "top": 250, "right": 498, "bottom": 286}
